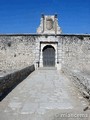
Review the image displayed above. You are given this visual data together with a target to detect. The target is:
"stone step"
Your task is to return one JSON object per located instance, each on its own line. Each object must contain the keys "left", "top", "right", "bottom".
{"left": 38, "top": 67, "right": 57, "bottom": 70}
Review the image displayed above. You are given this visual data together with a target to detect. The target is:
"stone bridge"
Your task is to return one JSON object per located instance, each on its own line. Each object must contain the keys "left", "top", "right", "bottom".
{"left": 0, "top": 68, "right": 90, "bottom": 120}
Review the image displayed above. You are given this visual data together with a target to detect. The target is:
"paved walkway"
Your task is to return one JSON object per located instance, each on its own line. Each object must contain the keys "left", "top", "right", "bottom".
{"left": 0, "top": 69, "right": 89, "bottom": 120}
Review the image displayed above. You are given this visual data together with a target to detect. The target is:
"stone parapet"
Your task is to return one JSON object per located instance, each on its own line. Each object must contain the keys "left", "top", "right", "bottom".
{"left": 0, "top": 65, "right": 35, "bottom": 101}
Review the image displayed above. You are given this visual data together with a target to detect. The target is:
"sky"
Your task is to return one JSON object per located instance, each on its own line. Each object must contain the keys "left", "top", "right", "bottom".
{"left": 0, "top": 0, "right": 90, "bottom": 34}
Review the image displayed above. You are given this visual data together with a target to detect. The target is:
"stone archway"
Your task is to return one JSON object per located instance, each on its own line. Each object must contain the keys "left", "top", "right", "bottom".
{"left": 43, "top": 45, "right": 55, "bottom": 67}
{"left": 39, "top": 42, "right": 58, "bottom": 68}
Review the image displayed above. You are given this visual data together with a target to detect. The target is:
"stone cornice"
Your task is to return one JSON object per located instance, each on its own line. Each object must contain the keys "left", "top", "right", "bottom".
{"left": 0, "top": 33, "right": 90, "bottom": 37}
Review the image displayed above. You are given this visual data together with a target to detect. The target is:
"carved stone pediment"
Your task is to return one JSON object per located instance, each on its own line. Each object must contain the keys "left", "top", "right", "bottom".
{"left": 37, "top": 15, "right": 62, "bottom": 34}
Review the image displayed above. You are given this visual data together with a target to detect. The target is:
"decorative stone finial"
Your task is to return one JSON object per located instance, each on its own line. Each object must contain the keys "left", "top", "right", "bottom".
{"left": 41, "top": 14, "right": 44, "bottom": 18}
{"left": 55, "top": 14, "right": 57, "bottom": 18}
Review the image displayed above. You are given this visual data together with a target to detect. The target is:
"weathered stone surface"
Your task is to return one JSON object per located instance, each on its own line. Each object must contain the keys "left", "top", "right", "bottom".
{"left": 0, "top": 65, "right": 35, "bottom": 101}
{"left": 61, "top": 66, "right": 90, "bottom": 102}
{"left": 0, "top": 35, "right": 36, "bottom": 72}
{"left": 59, "top": 35, "right": 90, "bottom": 98}
{"left": 61, "top": 35, "right": 90, "bottom": 72}
{"left": 0, "top": 69, "right": 89, "bottom": 120}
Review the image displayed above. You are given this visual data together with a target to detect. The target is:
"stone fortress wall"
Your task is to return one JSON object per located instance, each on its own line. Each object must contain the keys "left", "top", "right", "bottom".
{"left": 0, "top": 34, "right": 90, "bottom": 98}
{"left": 0, "top": 35, "right": 36, "bottom": 73}
{"left": 0, "top": 34, "right": 90, "bottom": 72}
{"left": 60, "top": 35, "right": 90, "bottom": 98}
{"left": 58, "top": 35, "right": 90, "bottom": 72}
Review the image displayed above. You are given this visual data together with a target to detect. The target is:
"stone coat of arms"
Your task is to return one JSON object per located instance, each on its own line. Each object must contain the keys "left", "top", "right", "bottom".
{"left": 46, "top": 18, "right": 53, "bottom": 30}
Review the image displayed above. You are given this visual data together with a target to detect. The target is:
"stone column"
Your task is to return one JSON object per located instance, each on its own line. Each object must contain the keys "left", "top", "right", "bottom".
{"left": 55, "top": 14, "right": 57, "bottom": 35}
{"left": 42, "top": 14, "right": 44, "bottom": 33}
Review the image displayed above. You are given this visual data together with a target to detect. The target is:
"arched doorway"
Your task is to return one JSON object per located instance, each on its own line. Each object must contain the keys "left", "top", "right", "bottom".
{"left": 43, "top": 45, "right": 55, "bottom": 67}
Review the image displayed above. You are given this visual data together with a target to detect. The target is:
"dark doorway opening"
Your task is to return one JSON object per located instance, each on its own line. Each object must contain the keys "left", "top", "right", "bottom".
{"left": 43, "top": 45, "right": 55, "bottom": 67}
